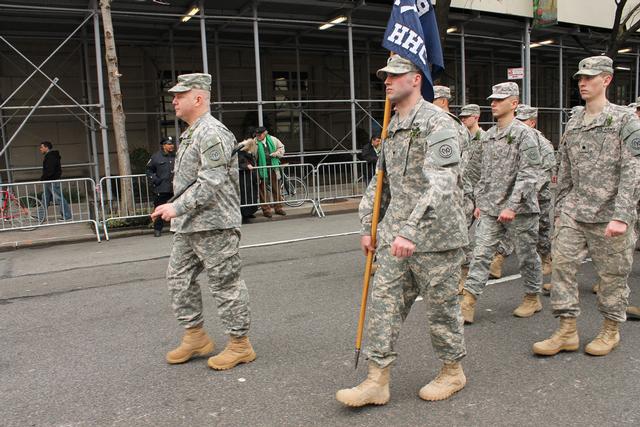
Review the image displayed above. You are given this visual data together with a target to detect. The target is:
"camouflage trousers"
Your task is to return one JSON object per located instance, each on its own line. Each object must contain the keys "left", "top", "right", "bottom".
{"left": 551, "top": 212, "right": 633, "bottom": 322}
{"left": 167, "top": 228, "right": 251, "bottom": 335}
{"left": 465, "top": 213, "right": 543, "bottom": 297}
{"left": 365, "top": 246, "right": 466, "bottom": 368}
{"left": 497, "top": 188, "right": 553, "bottom": 258}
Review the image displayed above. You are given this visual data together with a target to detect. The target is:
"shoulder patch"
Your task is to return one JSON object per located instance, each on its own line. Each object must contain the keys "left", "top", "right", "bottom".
{"left": 621, "top": 116, "right": 640, "bottom": 156}
{"left": 427, "top": 129, "right": 461, "bottom": 167}
{"left": 519, "top": 131, "right": 541, "bottom": 165}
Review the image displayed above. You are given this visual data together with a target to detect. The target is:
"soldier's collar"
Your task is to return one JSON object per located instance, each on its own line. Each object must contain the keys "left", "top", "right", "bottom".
{"left": 493, "top": 118, "right": 516, "bottom": 139}
{"left": 388, "top": 98, "right": 426, "bottom": 136}
{"left": 579, "top": 102, "right": 613, "bottom": 130}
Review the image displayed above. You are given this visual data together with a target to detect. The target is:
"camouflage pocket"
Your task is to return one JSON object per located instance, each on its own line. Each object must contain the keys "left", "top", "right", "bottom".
{"left": 604, "top": 232, "right": 633, "bottom": 255}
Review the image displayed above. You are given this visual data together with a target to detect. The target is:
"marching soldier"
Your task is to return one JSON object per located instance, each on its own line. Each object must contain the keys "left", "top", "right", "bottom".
{"left": 432, "top": 85, "right": 452, "bottom": 112}
{"left": 489, "top": 105, "right": 556, "bottom": 284}
{"left": 533, "top": 56, "right": 640, "bottom": 356}
{"left": 336, "top": 55, "right": 469, "bottom": 407}
{"left": 459, "top": 103, "right": 486, "bottom": 292}
{"left": 460, "top": 83, "right": 543, "bottom": 324}
{"left": 151, "top": 73, "right": 256, "bottom": 370}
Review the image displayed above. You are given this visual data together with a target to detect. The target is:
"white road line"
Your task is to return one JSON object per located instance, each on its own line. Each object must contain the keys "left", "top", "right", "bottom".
{"left": 240, "top": 231, "right": 360, "bottom": 249}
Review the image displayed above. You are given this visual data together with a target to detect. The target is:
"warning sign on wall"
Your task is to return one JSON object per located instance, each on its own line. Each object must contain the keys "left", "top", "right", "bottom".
{"left": 508, "top": 67, "right": 525, "bottom": 80}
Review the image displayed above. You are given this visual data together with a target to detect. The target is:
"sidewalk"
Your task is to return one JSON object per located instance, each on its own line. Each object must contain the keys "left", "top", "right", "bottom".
{"left": 0, "top": 199, "right": 359, "bottom": 252}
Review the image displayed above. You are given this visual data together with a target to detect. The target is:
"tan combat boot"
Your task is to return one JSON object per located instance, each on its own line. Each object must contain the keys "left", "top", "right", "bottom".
{"left": 513, "top": 294, "right": 543, "bottom": 318}
{"left": 489, "top": 254, "right": 505, "bottom": 279}
{"left": 541, "top": 254, "right": 552, "bottom": 276}
{"left": 532, "top": 317, "right": 579, "bottom": 356}
{"left": 627, "top": 305, "right": 640, "bottom": 320}
{"left": 458, "top": 266, "right": 469, "bottom": 295}
{"left": 166, "top": 324, "right": 215, "bottom": 364}
{"left": 592, "top": 281, "right": 601, "bottom": 294}
{"left": 419, "top": 362, "right": 466, "bottom": 401}
{"left": 336, "top": 363, "right": 390, "bottom": 407}
{"left": 208, "top": 336, "right": 257, "bottom": 370}
{"left": 585, "top": 318, "right": 620, "bottom": 356}
{"left": 460, "top": 290, "right": 477, "bottom": 324}
{"left": 542, "top": 283, "right": 553, "bottom": 294}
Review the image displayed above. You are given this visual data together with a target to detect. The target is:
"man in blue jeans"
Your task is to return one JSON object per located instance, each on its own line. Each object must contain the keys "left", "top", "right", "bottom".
{"left": 38, "top": 141, "right": 72, "bottom": 221}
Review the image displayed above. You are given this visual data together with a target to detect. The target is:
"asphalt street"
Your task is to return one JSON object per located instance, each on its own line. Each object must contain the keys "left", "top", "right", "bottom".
{"left": 1, "top": 212, "right": 639, "bottom": 426}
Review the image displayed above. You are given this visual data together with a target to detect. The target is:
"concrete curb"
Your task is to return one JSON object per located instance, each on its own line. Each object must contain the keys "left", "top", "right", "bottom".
{"left": 0, "top": 202, "right": 358, "bottom": 252}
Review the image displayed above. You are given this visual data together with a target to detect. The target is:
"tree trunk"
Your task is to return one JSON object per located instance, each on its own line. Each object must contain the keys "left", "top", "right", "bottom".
{"left": 99, "top": 0, "right": 134, "bottom": 215}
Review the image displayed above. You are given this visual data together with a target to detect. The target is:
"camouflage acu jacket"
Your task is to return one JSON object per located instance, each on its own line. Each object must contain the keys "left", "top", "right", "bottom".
{"left": 475, "top": 118, "right": 541, "bottom": 216}
{"left": 171, "top": 113, "right": 241, "bottom": 232}
{"left": 461, "top": 128, "right": 486, "bottom": 198}
{"left": 556, "top": 102, "right": 640, "bottom": 225}
{"left": 359, "top": 98, "right": 469, "bottom": 252}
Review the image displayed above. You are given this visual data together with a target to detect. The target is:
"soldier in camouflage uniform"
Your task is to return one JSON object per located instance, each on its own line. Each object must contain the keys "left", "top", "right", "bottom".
{"left": 489, "top": 105, "right": 557, "bottom": 282}
{"left": 151, "top": 73, "right": 256, "bottom": 370}
{"left": 533, "top": 56, "right": 640, "bottom": 357}
{"left": 459, "top": 104, "right": 486, "bottom": 292}
{"left": 460, "top": 83, "right": 544, "bottom": 324}
{"left": 336, "top": 55, "right": 469, "bottom": 407}
{"left": 433, "top": 85, "right": 452, "bottom": 112}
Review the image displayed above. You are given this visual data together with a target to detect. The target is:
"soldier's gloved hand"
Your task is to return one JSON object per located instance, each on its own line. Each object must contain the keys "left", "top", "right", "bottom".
{"left": 361, "top": 235, "right": 376, "bottom": 256}
{"left": 497, "top": 208, "right": 516, "bottom": 223}
{"left": 390, "top": 236, "right": 415, "bottom": 259}
{"left": 151, "top": 203, "right": 177, "bottom": 221}
{"left": 605, "top": 220, "right": 628, "bottom": 237}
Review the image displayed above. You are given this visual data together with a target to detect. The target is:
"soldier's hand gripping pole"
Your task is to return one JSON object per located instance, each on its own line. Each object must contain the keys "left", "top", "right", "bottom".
{"left": 354, "top": 91, "right": 393, "bottom": 369}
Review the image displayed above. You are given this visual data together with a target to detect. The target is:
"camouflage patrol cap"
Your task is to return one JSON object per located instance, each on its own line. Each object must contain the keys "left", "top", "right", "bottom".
{"left": 573, "top": 56, "right": 614, "bottom": 79}
{"left": 459, "top": 104, "right": 481, "bottom": 117}
{"left": 376, "top": 55, "right": 419, "bottom": 79}
{"left": 515, "top": 104, "right": 538, "bottom": 120}
{"left": 487, "top": 82, "right": 519, "bottom": 100}
{"left": 168, "top": 73, "right": 212, "bottom": 93}
{"left": 433, "top": 85, "right": 451, "bottom": 100}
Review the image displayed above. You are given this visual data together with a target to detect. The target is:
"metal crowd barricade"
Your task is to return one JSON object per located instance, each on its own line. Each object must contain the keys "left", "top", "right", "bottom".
{"left": 239, "top": 163, "right": 321, "bottom": 217}
{"left": 99, "top": 174, "right": 154, "bottom": 240}
{"left": 315, "top": 160, "right": 375, "bottom": 215}
{"left": 0, "top": 178, "right": 101, "bottom": 241}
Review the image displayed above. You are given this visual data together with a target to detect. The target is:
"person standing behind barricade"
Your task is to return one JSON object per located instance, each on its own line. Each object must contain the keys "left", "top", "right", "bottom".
{"left": 37, "top": 141, "right": 72, "bottom": 221}
{"left": 252, "top": 126, "right": 286, "bottom": 218}
{"left": 237, "top": 138, "right": 259, "bottom": 223}
{"left": 151, "top": 73, "right": 256, "bottom": 370}
{"left": 358, "top": 134, "right": 381, "bottom": 182}
{"left": 336, "top": 55, "right": 469, "bottom": 407}
{"left": 533, "top": 56, "right": 640, "bottom": 357}
{"left": 146, "top": 136, "right": 176, "bottom": 237}
{"left": 459, "top": 103, "right": 485, "bottom": 293}
{"left": 460, "top": 82, "right": 544, "bottom": 324}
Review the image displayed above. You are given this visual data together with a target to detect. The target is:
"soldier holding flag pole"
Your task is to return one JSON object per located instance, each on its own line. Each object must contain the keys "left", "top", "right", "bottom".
{"left": 336, "top": 0, "right": 469, "bottom": 407}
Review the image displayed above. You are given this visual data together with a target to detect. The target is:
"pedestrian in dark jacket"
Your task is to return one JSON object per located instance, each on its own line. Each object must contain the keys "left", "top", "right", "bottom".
{"left": 358, "top": 134, "right": 382, "bottom": 183}
{"left": 37, "top": 141, "right": 72, "bottom": 221}
{"left": 146, "top": 136, "right": 176, "bottom": 236}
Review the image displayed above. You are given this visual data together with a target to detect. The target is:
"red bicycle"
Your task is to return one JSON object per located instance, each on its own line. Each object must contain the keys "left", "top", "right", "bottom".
{"left": 0, "top": 188, "right": 44, "bottom": 231}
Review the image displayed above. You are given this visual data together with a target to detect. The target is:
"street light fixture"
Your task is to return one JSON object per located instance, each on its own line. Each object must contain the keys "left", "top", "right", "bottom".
{"left": 181, "top": 5, "right": 199, "bottom": 23}
{"left": 319, "top": 15, "right": 347, "bottom": 30}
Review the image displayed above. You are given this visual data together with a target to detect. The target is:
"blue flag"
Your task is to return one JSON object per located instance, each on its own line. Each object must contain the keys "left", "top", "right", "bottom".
{"left": 381, "top": 0, "right": 444, "bottom": 102}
